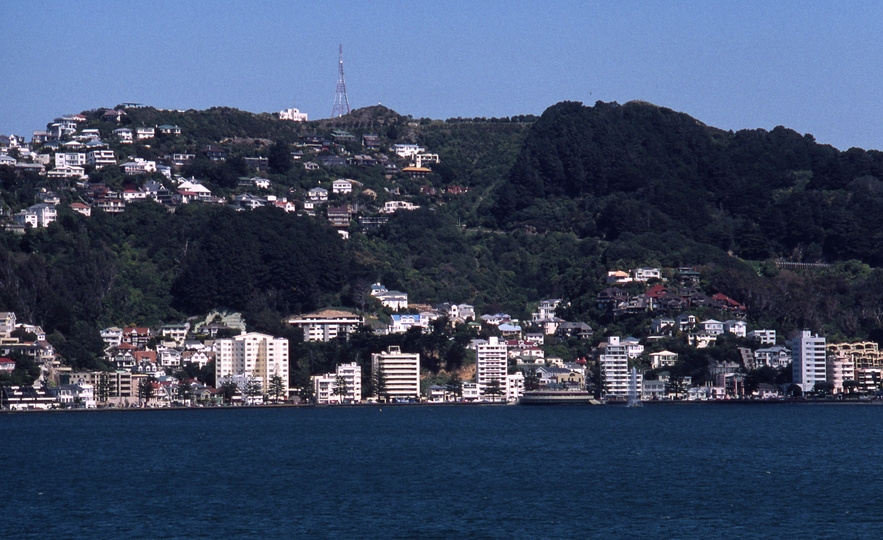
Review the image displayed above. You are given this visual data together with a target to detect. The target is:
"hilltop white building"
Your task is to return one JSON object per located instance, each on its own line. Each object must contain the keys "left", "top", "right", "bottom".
{"left": 279, "top": 108, "right": 308, "bottom": 122}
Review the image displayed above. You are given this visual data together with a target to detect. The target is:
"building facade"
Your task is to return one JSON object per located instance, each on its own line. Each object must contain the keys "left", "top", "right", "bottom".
{"left": 790, "top": 330, "right": 826, "bottom": 393}
{"left": 215, "top": 332, "right": 289, "bottom": 396}
{"left": 476, "top": 336, "right": 508, "bottom": 401}
{"left": 287, "top": 309, "right": 364, "bottom": 342}
{"left": 371, "top": 346, "right": 420, "bottom": 400}
{"left": 599, "top": 336, "right": 629, "bottom": 398}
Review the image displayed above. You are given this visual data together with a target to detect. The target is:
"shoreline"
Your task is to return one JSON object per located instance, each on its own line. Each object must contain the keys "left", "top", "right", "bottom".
{"left": 3, "top": 397, "right": 882, "bottom": 414}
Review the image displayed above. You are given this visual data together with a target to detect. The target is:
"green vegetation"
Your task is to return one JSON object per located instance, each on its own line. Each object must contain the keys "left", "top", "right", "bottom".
{"left": 5, "top": 99, "right": 883, "bottom": 381}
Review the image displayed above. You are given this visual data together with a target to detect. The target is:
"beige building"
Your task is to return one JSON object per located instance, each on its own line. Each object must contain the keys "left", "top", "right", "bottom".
{"left": 215, "top": 332, "right": 289, "bottom": 396}
{"left": 827, "top": 342, "right": 883, "bottom": 369}
{"left": 826, "top": 355, "right": 855, "bottom": 394}
{"left": 371, "top": 346, "right": 420, "bottom": 400}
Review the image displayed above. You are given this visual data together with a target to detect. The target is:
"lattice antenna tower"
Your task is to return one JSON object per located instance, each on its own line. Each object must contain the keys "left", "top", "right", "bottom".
{"left": 331, "top": 44, "right": 350, "bottom": 118}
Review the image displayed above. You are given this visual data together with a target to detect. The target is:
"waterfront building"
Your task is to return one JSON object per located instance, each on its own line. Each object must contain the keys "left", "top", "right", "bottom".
{"left": 506, "top": 372, "right": 524, "bottom": 402}
{"left": 214, "top": 332, "right": 289, "bottom": 397}
{"left": 790, "top": 330, "right": 826, "bottom": 393}
{"left": 599, "top": 336, "right": 629, "bottom": 398}
{"left": 313, "top": 362, "right": 362, "bottom": 404}
{"left": 371, "top": 346, "right": 419, "bottom": 400}
{"left": 826, "top": 341, "right": 883, "bottom": 369}
{"left": 476, "top": 337, "right": 508, "bottom": 401}
{"left": 826, "top": 354, "right": 855, "bottom": 394}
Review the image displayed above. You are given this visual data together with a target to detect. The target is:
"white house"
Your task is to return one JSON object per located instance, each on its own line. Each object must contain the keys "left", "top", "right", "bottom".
{"left": 752, "top": 346, "right": 791, "bottom": 370}
{"left": 623, "top": 336, "right": 644, "bottom": 359}
{"left": 14, "top": 204, "right": 56, "bottom": 228}
{"left": 54, "top": 152, "right": 87, "bottom": 168}
{"left": 649, "top": 350, "right": 678, "bottom": 369}
{"left": 748, "top": 329, "right": 776, "bottom": 345}
{"left": 135, "top": 127, "right": 155, "bottom": 140}
{"left": 389, "top": 314, "right": 429, "bottom": 334}
{"left": 700, "top": 319, "right": 724, "bottom": 336}
{"left": 332, "top": 179, "right": 353, "bottom": 194}
{"left": 113, "top": 128, "right": 133, "bottom": 144}
{"left": 632, "top": 267, "right": 661, "bottom": 281}
{"left": 380, "top": 200, "right": 419, "bottom": 214}
{"left": 87, "top": 150, "right": 116, "bottom": 168}
{"left": 121, "top": 158, "right": 157, "bottom": 175}
{"left": 392, "top": 143, "right": 425, "bottom": 158}
{"left": 723, "top": 320, "right": 747, "bottom": 338}
{"left": 308, "top": 187, "right": 328, "bottom": 201}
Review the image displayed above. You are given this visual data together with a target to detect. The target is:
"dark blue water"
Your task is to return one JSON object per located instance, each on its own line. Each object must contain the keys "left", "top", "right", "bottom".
{"left": 4, "top": 403, "right": 882, "bottom": 538}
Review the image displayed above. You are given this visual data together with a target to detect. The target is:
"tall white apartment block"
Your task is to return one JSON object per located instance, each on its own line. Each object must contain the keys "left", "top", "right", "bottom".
{"left": 371, "top": 346, "right": 420, "bottom": 399}
{"left": 476, "top": 336, "right": 508, "bottom": 400}
{"left": 215, "top": 332, "right": 289, "bottom": 396}
{"left": 791, "top": 330, "right": 826, "bottom": 393}
{"left": 599, "top": 336, "right": 629, "bottom": 398}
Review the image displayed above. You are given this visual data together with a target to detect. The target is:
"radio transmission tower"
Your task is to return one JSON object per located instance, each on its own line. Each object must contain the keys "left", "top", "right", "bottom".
{"left": 331, "top": 44, "right": 350, "bottom": 118}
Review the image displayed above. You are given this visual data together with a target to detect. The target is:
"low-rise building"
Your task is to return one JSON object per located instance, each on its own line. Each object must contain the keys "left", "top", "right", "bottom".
{"left": 313, "top": 362, "right": 361, "bottom": 404}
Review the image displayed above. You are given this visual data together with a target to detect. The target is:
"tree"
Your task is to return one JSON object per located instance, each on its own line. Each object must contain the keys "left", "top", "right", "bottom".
{"left": 523, "top": 368, "right": 540, "bottom": 391}
{"left": 220, "top": 378, "right": 239, "bottom": 404}
{"left": 97, "top": 372, "right": 112, "bottom": 405}
{"left": 176, "top": 381, "right": 192, "bottom": 405}
{"left": 446, "top": 372, "right": 463, "bottom": 398}
{"left": 299, "top": 383, "right": 314, "bottom": 404}
{"left": 483, "top": 378, "right": 504, "bottom": 402}
{"left": 268, "top": 140, "right": 293, "bottom": 174}
{"left": 812, "top": 381, "right": 835, "bottom": 397}
{"left": 666, "top": 376, "right": 686, "bottom": 399}
{"left": 138, "top": 378, "right": 155, "bottom": 406}
{"left": 269, "top": 374, "right": 285, "bottom": 404}
{"left": 372, "top": 365, "right": 388, "bottom": 401}
{"left": 334, "top": 373, "right": 349, "bottom": 404}
{"left": 245, "top": 377, "right": 263, "bottom": 405}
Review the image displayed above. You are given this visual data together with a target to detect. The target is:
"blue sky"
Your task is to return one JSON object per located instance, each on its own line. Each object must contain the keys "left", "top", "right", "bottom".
{"left": 2, "top": 1, "right": 883, "bottom": 150}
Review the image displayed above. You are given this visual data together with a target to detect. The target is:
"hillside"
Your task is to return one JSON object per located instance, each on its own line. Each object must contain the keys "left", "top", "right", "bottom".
{"left": 4, "top": 100, "right": 883, "bottom": 381}
{"left": 493, "top": 100, "right": 883, "bottom": 265}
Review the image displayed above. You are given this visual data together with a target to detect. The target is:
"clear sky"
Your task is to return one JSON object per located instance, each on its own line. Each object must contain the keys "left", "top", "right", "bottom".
{"left": 2, "top": 1, "right": 882, "bottom": 151}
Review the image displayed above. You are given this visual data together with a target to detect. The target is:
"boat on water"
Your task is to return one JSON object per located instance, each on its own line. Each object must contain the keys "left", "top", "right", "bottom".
{"left": 519, "top": 390, "right": 598, "bottom": 405}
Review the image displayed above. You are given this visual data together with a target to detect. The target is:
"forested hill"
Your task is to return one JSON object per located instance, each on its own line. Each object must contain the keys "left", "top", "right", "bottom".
{"left": 492, "top": 100, "right": 883, "bottom": 265}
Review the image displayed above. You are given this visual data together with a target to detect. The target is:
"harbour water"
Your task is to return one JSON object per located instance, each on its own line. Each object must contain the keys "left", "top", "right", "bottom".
{"left": 4, "top": 403, "right": 883, "bottom": 538}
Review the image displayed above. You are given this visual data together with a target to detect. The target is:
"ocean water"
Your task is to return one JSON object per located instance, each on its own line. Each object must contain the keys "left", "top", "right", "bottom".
{"left": 3, "top": 403, "right": 883, "bottom": 539}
